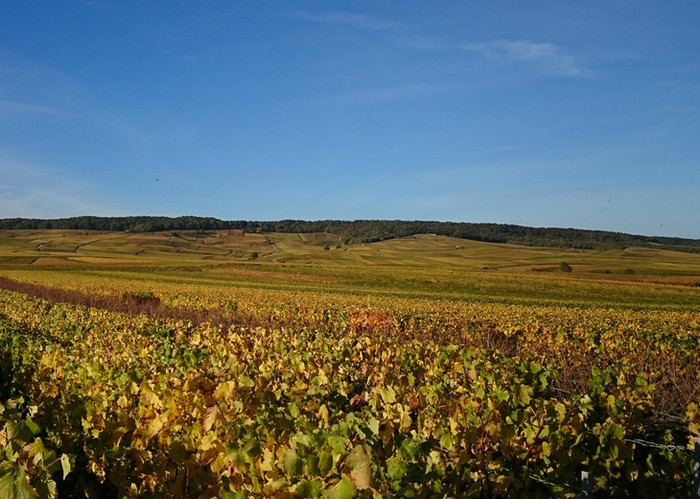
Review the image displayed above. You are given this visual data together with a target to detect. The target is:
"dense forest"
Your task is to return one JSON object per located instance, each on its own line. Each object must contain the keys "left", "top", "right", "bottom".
{"left": 2, "top": 216, "right": 699, "bottom": 251}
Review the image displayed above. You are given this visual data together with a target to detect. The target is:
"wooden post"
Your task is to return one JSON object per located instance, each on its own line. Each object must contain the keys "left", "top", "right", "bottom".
{"left": 581, "top": 470, "right": 594, "bottom": 498}
{"left": 693, "top": 437, "right": 700, "bottom": 499}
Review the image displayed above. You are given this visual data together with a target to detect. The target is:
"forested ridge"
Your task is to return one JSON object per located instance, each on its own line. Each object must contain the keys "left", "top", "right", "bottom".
{"left": 2, "top": 216, "right": 699, "bottom": 251}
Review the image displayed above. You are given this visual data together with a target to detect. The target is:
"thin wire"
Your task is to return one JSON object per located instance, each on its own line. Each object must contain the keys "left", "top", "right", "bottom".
{"left": 624, "top": 437, "right": 693, "bottom": 453}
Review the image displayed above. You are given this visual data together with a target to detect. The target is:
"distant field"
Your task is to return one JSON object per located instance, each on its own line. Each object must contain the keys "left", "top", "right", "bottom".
{"left": 1, "top": 228, "right": 699, "bottom": 309}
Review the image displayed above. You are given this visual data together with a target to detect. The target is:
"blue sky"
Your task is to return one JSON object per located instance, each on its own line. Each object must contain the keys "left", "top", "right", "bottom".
{"left": 1, "top": 2, "right": 699, "bottom": 238}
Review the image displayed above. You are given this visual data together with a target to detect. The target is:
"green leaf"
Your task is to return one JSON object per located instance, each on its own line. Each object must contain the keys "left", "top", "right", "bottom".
{"left": 6, "top": 422, "right": 34, "bottom": 447}
{"left": 318, "top": 451, "right": 333, "bottom": 476}
{"left": 554, "top": 402, "right": 566, "bottom": 423}
{"left": 494, "top": 388, "right": 509, "bottom": 402}
{"left": 438, "top": 429, "right": 452, "bottom": 450}
{"left": 224, "top": 444, "right": 251, "bottom": 467}
{"left": 523, "top": 425, "right": 536, "bottom": 444}
{"left": 366, "top": 416, "right": 379, "bottom": 436}
{"left": 307, "top": 455, "right": 320, "bottom": 475}
{"left": 294, "top": 479, "right": 323, "bottom": 497}
{"left": 400, "top": 438, "right": 420, "bottom": 461}
{"left": 288, "top": 402, "right": 300, "bottom": 419}
{"left": 23, "top": 418, "right": 41, "bottom": 438}
{"left": 604, "top": 422, "right": 624, "bottom": 440}
{"left": 34, "top": 480, "right": 57, "bottom": 499}
{"left": 262, "top": 477, "right": 286, "bottom": 494}
{"left": 283, "top": 448, "right": 302, "bottom": 477}
{"left": 24, "top": 439, "right": 46, "bottom": 461}
{"left": 0, "top": 465, "right": 39, "bottom": 499}
{"left": 327, "top": 477, "right": 356, "bottom": 499}
{"left": 386, "top": 456, "right": 407, "bottom": 481}
{"left": 378, "top": 386, "right": 397, "bottom": 404}
{"left": 327, "top": 434, "right": 346, "bottom": 455}
{"left": 518, "top": 386, "right": 532, "bottom": 405}
{"left": 0, "top": 468, "right": 15, "bottom": 498}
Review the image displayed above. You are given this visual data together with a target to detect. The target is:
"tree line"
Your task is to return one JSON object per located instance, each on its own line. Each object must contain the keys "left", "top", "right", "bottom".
{"left": 1, "top": 216, "right": 699, "bottom": 252}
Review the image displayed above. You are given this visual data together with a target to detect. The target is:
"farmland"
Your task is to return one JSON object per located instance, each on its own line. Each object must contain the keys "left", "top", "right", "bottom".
{"left": 1, "top": 228, "right": 699, "bottom": 497}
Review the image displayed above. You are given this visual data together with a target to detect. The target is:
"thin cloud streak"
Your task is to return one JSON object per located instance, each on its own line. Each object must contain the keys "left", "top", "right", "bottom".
{"left": 293, "top": 10, "right": 402, "bottom": 32}
{"left": 296, "top": 10, "right": 587, "bottom": 78}
{"left": 462, "top": 39, "right": 584, "bottom": 77}
{"left": 393, "top": 35, "right": 452, "bottom": 51}
{"left": 0, "top": 99, "right": 58, "bottom": 117}
{"left": 1, "top": 53, "right": 153, "bottom": 148}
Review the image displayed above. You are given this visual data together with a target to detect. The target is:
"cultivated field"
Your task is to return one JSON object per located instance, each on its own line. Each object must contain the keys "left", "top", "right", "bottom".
{"left": 1, "top": 229, "right": 699, "bottom": 497}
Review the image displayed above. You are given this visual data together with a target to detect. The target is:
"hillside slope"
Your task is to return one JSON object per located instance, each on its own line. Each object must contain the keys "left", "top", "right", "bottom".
{"left": 2, "top": 216, "right": 699, "bottom": 252}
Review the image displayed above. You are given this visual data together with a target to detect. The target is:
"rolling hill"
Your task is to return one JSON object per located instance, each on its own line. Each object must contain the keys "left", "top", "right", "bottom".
{"left": 1, "top": 216, "right": 699, "bottom": 252}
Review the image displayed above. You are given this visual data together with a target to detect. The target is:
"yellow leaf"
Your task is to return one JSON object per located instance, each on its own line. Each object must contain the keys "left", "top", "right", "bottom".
{"left": 399, "top": 409, "right": 412, "bottom": 433}
{"left": 199, "top": 432, "right": 220, "bottom": 452}
{"left": 143, "top": 415, "right": 163, "bottom": 439}
{"left": 347, "top": 445, "right": 372, "bottom": 490}
{"left": 351, "top": 466, "right": 371, "bottom": 490}
{"left": 214, "top": 381, "right": 235, "bottom": 402}
{"left": 141, "top": 387, "right": 162, "bottom": 409}
{"left": 316, "top": 404, "right": 329, "bottom": 424}
{"left": 210, "top": 454, "right": 226, "bottom": 473}
{"left": 203, "top": 406, "right": 221, "bottom": 432}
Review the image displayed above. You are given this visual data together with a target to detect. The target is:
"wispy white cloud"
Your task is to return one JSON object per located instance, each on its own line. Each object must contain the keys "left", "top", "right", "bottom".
{"left": 0, "top": 99, "right": 58, "bottom": 118}
{"left": 0, "top": 53, "right": 153, "bottom": 148}
{"left": 295, "top": 10, "right": 587, "bottom": 78}
{"left": 462, "top": 39, "right": 584, "bottom": 77}
{"left": 0, "top": 53, "right": 82, "bottom": 111}
{"left": 393, "top": 34, "right": 452, "bottom": 51}
{"left": 293, "top": 10, "right": 402, "bottom": 32}
{"left": 0, "top": 158, "right": 112, "bottom": 218}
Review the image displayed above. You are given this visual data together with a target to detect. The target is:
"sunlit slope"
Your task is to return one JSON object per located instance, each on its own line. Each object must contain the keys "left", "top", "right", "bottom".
{"left": 2, "top": 229, "right": 700, "bottom": 279}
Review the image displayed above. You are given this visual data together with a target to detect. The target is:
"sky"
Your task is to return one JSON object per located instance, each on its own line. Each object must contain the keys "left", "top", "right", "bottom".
{"left": 1, "top": 1, "right": 699, "bottom": 238}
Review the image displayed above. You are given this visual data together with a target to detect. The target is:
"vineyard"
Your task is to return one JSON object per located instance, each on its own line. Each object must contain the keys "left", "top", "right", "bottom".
{"left": 0, "top": 230, "right": 699, "bottom": 497}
